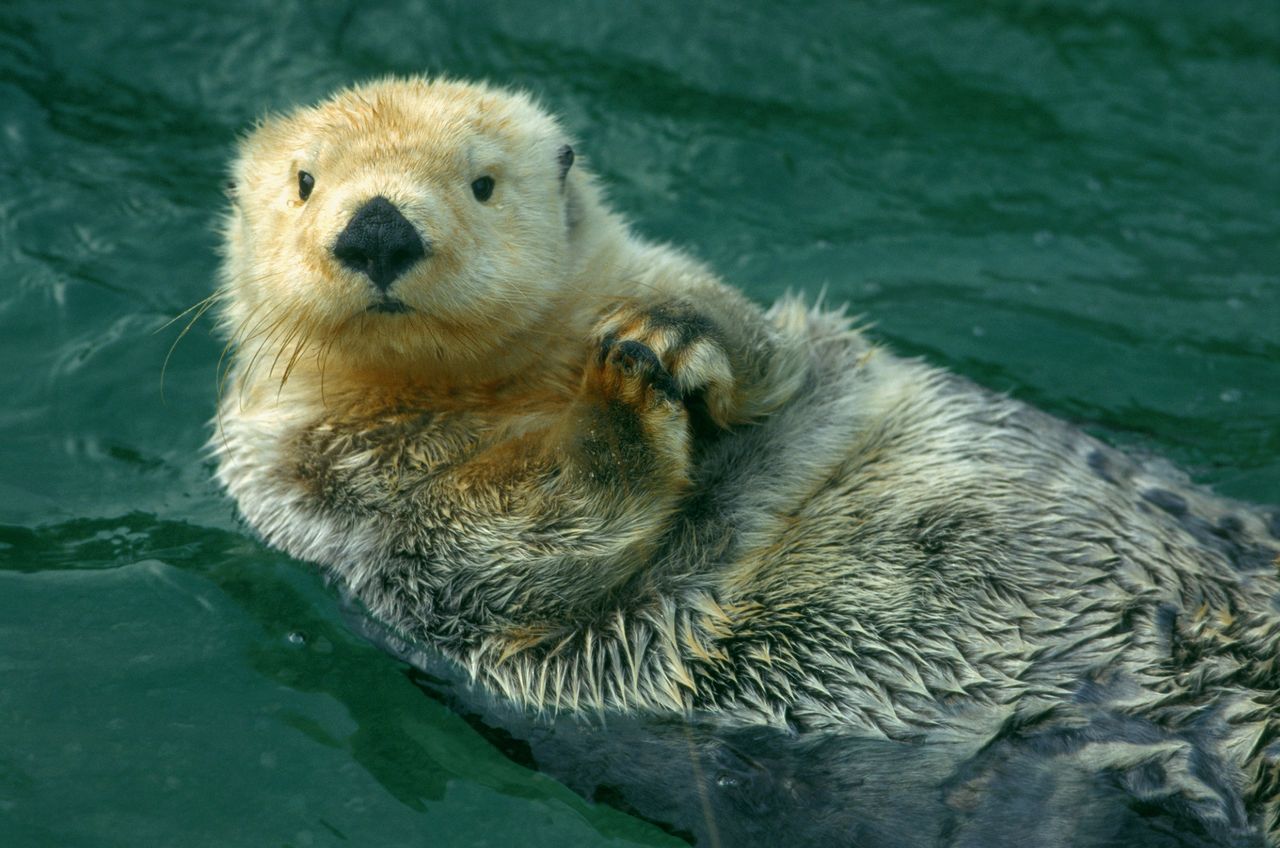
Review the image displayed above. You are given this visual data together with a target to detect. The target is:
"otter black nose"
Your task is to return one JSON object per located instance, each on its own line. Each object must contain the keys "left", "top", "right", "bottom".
{"left": 332, "top": 196, "right": 428, "bottom": 292}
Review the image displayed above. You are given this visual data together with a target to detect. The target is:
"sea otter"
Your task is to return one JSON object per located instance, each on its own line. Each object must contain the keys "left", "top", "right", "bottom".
{"left": 212, "top": 77, "right": 1279, "bottom": 843}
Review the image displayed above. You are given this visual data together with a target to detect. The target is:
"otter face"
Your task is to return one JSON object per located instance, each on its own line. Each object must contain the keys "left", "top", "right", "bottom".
{"left": 221, "top": 78, "right": 582, "bottom": 374}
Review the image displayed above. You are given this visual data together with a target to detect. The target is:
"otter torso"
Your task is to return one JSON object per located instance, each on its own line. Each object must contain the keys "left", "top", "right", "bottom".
{"left": 214, "top": 78, "right": 1280, "bottom": 842}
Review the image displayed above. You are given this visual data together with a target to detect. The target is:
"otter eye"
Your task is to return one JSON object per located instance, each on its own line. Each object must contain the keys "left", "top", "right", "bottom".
{"left": 298, "top": 171, "right": 315, "bottom": 201}
{"left": 471, "top": 176, "right": 495, "bottom": 202}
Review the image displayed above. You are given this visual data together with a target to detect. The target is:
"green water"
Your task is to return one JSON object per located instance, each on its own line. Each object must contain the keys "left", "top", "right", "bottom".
{"left": 1, "top": 1, "right": 1277, "bottom": 845}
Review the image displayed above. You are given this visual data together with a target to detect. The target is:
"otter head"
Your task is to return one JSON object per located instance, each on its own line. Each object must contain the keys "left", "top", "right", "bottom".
{"left": 221, "top": 78, "right": 596, "bottom": 381}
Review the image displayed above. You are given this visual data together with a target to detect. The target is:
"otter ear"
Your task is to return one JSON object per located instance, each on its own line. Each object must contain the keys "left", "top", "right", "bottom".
{"left": 557, "top": 144, "right": 574, "bottom": 186}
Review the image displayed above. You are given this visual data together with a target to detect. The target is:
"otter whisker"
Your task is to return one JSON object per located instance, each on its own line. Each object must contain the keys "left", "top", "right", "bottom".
{"left": 315, "top": 310, "right": 363, "bottom": 407}
{"left": 160, "top": 295, "right": 220, "bottom": 403}
{"left": 214, "top": 298, "right": 292, "bottom": 445}
{"left": 266, "top": 314, "right": 308, "bottom": 383}
{"left": 238, "top": 314, "right": 296, "bottom": 408}
{"left": 278, "top": 322, "right": 318, "bottom": 394}
{"left": 155, "top": 289, "right": 225, "bottom": 333}
{"left": 220, "top": 300, "right": 288, "bottom": 392}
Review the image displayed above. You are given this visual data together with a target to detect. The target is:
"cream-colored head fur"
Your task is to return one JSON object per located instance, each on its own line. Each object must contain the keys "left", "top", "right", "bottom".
{"left": 220, "top": 77, "right": 611, "bottom": 383}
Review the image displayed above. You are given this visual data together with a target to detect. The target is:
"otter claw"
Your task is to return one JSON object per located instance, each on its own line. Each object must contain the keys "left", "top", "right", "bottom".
{"left": 596, "top": 338, "right": 681, "bottom": 404}
{"left": 591, "top": 301, "right": 735, "bottom": 422}
{"left": 597, "top": 332, "right": 618, "bottom": 365}
{"left": 609, "top": 339, "right": 657, "bottom": 376}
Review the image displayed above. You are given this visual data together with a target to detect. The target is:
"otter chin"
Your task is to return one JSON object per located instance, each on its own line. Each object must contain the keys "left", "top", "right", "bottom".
{"left": 213, "top": 77, "right": 1280, "bottom": 844}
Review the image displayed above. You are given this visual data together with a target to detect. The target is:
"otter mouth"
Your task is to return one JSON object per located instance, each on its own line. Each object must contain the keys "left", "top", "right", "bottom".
{"left": 368, "top": 298, "right": 413, "bottom": 315}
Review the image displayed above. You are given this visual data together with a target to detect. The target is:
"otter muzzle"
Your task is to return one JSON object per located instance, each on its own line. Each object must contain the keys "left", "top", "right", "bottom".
{"left": 332, "top": 196, "right": 428, "bottom": 293}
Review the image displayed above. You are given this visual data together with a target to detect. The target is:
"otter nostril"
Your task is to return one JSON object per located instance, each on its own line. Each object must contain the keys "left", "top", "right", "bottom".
{"left": 332, "top": 196, "right": 428, "bottom": 293}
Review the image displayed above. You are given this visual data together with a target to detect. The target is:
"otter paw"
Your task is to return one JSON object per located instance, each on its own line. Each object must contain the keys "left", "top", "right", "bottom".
{"left": 592, "top": 302, "right": 735, "bottom": 425}
{"left": 594, "top": 336, "right": 681, "bottom": 410}
{"left": 581, "top": 336, "right": 691, "bottom": 474}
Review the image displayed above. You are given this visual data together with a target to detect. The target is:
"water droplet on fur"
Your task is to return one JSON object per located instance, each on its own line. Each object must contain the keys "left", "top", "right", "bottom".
{"left": 286, "top": 631, "right": 308, "bottom": 646}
